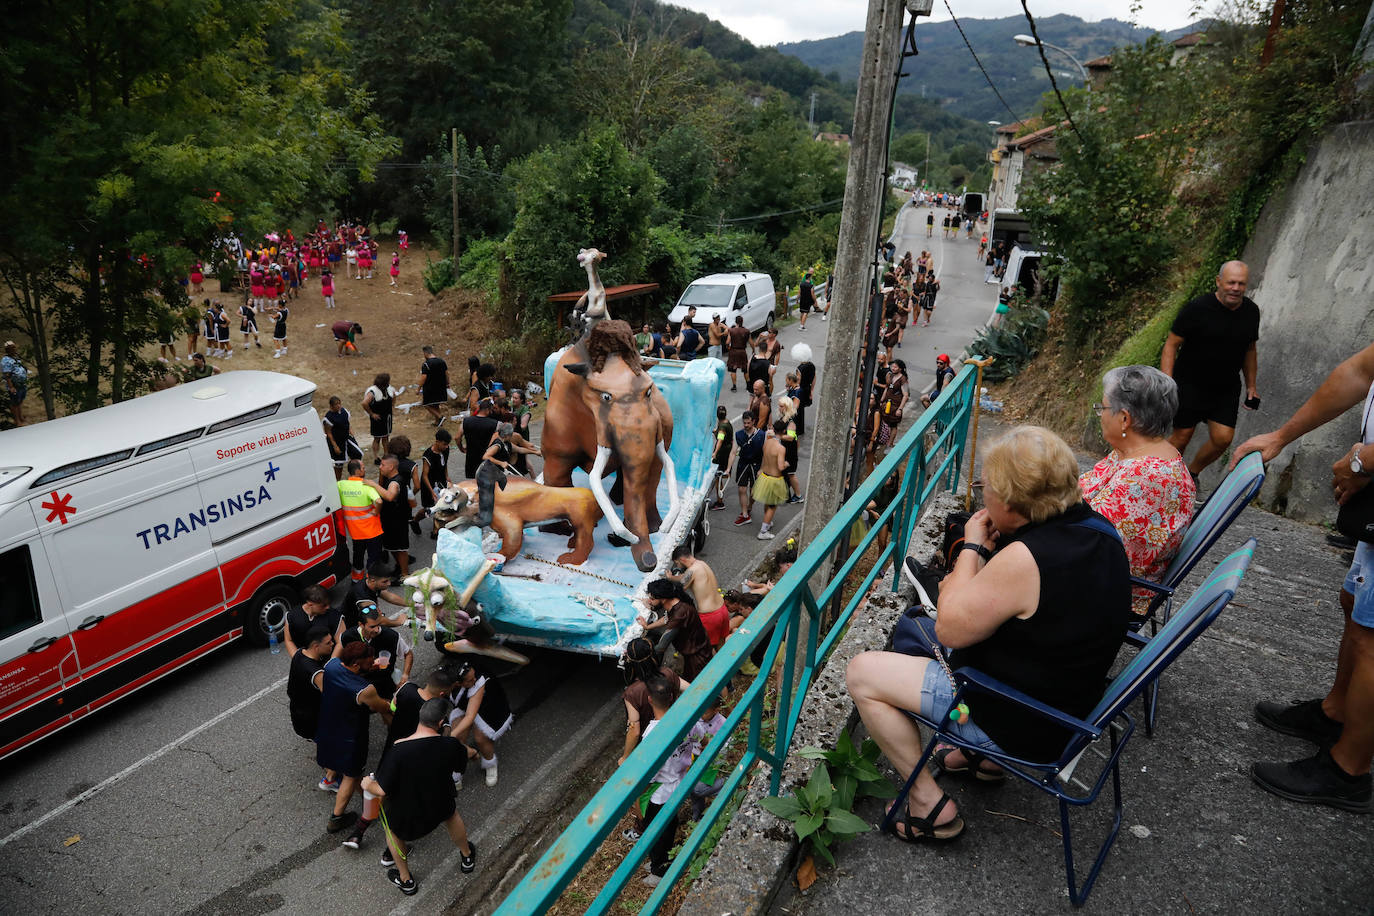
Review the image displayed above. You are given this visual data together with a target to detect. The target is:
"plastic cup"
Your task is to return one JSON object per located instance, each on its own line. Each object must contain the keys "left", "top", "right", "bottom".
{"left": 376, "top": 650, "right": 391, "bottom": 669}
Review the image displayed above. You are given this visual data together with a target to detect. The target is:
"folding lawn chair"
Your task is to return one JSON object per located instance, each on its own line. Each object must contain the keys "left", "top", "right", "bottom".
{"left": 883, "top": 539, "right": 1256, "bottom": 906}
{"left": 1129, "top": 451, "right": 1265, "bottom": 732}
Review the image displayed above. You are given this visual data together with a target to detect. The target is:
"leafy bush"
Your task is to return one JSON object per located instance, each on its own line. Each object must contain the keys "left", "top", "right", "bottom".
{"left": 458, "top": 237, "right": 504, "bottom": 303}
{"left": 422, "top": 256, "right": 457, "bottom": 295}
{"left": 759, "top": 729, "right": 893, "bottom": 871}
{"left": 971, "top": 299, "right": 1050, "bottom": 382}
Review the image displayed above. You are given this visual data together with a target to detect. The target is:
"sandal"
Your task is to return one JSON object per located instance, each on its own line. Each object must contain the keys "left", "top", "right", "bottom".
{"left": 884, "top": 792, "right": 965, "bottom": 843}
{"left": 932, "top": 744, "right": 1006, "bottom": 783}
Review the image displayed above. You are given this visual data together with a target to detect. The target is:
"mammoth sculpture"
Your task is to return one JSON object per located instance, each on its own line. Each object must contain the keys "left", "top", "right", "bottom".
{"left": 542, "top": 318, "right": 679, "bottom": 572}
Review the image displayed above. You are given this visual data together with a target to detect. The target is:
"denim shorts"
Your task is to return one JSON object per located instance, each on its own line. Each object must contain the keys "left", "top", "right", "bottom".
{"left": 1342, "top": 540, "right": 1374, "bottom": 628}
{"left": 919, "top": 661, "right": 1004, "bottom": 754}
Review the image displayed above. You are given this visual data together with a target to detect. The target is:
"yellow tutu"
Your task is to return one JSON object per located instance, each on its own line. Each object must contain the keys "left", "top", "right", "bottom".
{"left": 753, "top": 472, "right": 789, "bottom": 507}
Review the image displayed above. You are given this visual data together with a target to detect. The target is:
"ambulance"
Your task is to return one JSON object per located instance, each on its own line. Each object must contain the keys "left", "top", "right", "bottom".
{"left": 0, "top": 371, "right": 344, "bottom": 760}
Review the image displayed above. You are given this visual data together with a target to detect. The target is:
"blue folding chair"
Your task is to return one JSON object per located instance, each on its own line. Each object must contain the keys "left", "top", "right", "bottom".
{"left": 1129, "top": 452, "right": 1265, "bottom": 732}
{"left": 883, "top": 539, "right": 1256, "bottom": 906}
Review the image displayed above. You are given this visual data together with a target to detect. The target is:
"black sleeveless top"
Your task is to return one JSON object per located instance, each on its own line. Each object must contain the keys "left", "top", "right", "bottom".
{"left": 952, "top": 502, "right": 1130, "bottom": 762}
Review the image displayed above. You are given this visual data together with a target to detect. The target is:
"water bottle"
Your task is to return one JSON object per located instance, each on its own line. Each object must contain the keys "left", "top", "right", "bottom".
{"left": 269, "top": 630, "right": 281, "bottom": 655}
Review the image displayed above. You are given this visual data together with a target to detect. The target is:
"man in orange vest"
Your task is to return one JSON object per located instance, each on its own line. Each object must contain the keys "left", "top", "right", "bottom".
{"left": 337, "top": 458, "right": 384, "bottom": 581}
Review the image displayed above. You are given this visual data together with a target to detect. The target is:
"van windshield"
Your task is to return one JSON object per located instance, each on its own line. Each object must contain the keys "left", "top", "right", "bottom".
{"left": 678, "top": 283, "right": 735, "bottom": 308}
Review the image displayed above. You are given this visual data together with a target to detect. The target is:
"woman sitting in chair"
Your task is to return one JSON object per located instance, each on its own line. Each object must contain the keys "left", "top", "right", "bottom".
{"left": 846, "top": 426, "right": 1131, "bottom": 842}
{"left": 1079, "top": 366, "right": 1196, "bottom": 608}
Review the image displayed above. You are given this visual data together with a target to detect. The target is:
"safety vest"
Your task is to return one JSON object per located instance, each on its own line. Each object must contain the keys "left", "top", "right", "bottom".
{"left": 337, "top": 477, "right": 382, "bottom": 539}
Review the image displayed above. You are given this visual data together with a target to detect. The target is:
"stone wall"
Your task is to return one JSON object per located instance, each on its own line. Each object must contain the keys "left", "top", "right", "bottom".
{"left": 1223, "top": 118, "right": 1374, "bottom": 520}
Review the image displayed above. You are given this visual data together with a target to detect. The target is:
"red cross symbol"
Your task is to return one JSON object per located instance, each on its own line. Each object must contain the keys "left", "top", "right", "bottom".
{"left": 41, "top": 491, "right": 77, "bottom": 525}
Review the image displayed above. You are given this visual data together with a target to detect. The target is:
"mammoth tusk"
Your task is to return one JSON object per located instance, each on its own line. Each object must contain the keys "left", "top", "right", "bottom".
{"left": 656, "top": 441, "right": 682, "bottom": 533}
{"left": 590, "top": 446, "right": 638, "bottom": 542}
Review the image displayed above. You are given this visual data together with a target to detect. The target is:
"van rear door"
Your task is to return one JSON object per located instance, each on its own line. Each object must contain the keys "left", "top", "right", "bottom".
{"left": 0, "top": 512, "right": 79, "bottom": 757}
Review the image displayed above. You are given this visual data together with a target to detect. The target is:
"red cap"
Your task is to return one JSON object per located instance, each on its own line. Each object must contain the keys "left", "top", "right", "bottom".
{"left": 937, "top": 353, "right": 949, "bottom": 363}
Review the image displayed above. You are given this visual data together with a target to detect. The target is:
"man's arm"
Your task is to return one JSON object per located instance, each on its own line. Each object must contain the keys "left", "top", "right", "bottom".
{"left": 1243, "top": 341, "right": 1259, "bottom": 402}
{"left": 282, "top": 620, "right": 300, "bottom": 657}
{"left": 619, "top": 700, "right": 641, "bottom": 766}
{"left": 359, "top": 685, "right": 393, "bottom": 724}
{"left": 1160, "top": 333, "right": 1183, "bottom": 377}
{"left": 1232, "top": 342, "right": 1374, "bottom": 466}
{"left": 400, "top": 643, "right": 413, "bottom": 681}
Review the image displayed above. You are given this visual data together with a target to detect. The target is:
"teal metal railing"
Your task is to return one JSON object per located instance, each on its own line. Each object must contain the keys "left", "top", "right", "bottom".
{"left": 495, "top": 362, "right": 981, "bottom": 914}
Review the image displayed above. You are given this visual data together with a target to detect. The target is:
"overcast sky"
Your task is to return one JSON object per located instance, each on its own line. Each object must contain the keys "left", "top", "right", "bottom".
{"left": 669, "top": 0, "right": 1210, "bottom": 46}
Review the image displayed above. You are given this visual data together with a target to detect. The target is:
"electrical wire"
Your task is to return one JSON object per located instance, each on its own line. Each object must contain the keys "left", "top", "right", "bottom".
{"left": 1019, "top": 0, "right": 1082, "bottom": 139}
{"left": 942, "top": 0, "right": 1022, "bottom": 126}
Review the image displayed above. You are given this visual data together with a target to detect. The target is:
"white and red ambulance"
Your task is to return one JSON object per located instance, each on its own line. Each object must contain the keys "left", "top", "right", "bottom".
{"left": 0, "top": 371, "right": 344, "bottom": 760}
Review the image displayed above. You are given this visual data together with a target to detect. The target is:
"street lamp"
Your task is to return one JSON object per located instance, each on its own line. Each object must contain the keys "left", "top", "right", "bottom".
{"left": 1012, "top": 33, "right": 1089, "bottom": 84}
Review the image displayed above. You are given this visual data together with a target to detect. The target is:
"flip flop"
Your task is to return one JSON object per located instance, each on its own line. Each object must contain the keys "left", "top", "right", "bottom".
{"left": 932, "top": 744, "right": 1006, "bottom": 783}
{"left": 884, "top": 792, "right": 965, "bottom": 843}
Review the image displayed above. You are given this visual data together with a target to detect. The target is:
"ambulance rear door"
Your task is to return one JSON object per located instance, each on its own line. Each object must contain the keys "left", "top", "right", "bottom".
{"left": 0, "top": 503, "right": 80, "bottom": 758}
{"left": 189, "top": 411, "right": 338, "bottom": 610}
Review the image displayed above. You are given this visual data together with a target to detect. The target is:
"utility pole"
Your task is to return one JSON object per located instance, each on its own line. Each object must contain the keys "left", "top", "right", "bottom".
{"left": 924, "top": 131, "right": 930, "bottom": 188}
{"left": 801, "top": 0, "right": 913, "bottom": 581}
{"left": 458, "top": 126, "right": 469, "bottom": 260}
{"left": 808, "top": 91, "right": 818, "bottom": 134}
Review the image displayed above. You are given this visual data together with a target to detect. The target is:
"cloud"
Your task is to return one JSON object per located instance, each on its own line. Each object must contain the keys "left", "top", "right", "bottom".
{"left": 668, "top": 0, "right": 1207, "bottom": 47}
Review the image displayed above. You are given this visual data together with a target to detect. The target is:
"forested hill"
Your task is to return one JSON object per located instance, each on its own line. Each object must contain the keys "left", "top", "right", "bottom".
{"left": 778, "top": 14, "right": 1200, "bottom": 123}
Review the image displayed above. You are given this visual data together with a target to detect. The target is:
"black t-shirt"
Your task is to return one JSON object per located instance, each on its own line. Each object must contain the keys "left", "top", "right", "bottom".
{"left": 798, "top": 362, "right": 816, "bottom": 406}
{"left": 341, "top": 626, "right": 402, "bottom": 699}
{"left": 678, "top": 327, "right": 700, "bottom": 358}
{"left": 422, "top": 445, "right": 450, "bottom": 489}
{"left": 287, "top": 651, "right": 326, "bottom": 739}
{"left": 286, "top": 604, "right": 341, "bottom": 651}
{"left": 385, "top": 681, "right": 425, "bottom": 750}
{"left": 420, "top": 357, "right": 449, "bottom": 404}
{"left": 712, "top": 420, "right": 734, "bottom": 466}
{"left": 375, "top": 735, "right": 468, "bottom": 841}
{"left": 1170, "top": 293, "right": 1261, "bottom": 390}
{"left": 462, "top": 415, "right": 499, "bottom": 478}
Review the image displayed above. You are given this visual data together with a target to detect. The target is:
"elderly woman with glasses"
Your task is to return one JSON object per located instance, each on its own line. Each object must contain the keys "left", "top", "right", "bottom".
{"left": 1080, "top": 365, "right": 1196, "bottom": 603}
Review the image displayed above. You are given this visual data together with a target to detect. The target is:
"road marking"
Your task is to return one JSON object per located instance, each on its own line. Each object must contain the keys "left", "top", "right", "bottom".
{"left": 392, "top": 691, "right": 625, "bottom": 914}
{"left": 0, "top": 675, "right": 288, "bottom": 850}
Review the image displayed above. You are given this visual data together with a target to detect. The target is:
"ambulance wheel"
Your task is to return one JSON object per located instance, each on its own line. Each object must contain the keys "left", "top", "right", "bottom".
{"left": 244, "top": 582, "right": 297, "bottom": 646}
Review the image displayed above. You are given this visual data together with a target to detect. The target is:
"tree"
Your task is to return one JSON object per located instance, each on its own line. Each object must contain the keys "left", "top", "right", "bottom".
{"left": 506, "top": 125, "right": 662, "bottom": 319}
{"left": 0, "top": 0, "right": 397, "bottom": 412}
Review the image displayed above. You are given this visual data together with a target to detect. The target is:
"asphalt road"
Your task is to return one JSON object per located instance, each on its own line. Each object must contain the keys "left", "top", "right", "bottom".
{"left": 0, "top": 308, "right": 839, "bottom": 916}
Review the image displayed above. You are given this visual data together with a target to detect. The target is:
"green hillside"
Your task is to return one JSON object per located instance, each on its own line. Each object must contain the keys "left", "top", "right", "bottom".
{"left": 780, "top": 14, "right": 1198, "bottom": 123}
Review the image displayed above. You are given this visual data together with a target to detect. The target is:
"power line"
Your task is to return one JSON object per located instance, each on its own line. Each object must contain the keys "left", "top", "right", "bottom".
{"left": 1019, "top": 0, "right": 1082, "bottom": 139}
{"left": 942, "top": 0, "right": 1021, "bottom": 126}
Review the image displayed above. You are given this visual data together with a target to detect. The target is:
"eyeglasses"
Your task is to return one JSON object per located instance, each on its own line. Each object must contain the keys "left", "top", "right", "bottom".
{"left": 1092, "top": 403, "right": 1111, "bottom": 416}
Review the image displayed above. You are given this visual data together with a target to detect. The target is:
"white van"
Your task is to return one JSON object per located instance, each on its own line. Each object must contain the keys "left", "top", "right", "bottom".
{"left": 0, "top": 371, "right": 343, "bottom": 760}
{"left": 667, "top": 272, "right": 777, "bottom": 333}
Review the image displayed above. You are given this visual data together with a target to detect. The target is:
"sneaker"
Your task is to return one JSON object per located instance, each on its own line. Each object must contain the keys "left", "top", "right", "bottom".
{"left": 485, "top": 764, "right": 498, "bottom": 787}
{"left": 822, "top": 313, "right": 829, "bottom": 321}
{"left": 757, "top": 530, "right": 775, "bottom": 540}
{"left": 387, "top": 868, "right": 418, "bottom": 895}
{"left": 317, "top": 775, "right": 341, "bottom": 793}
{"left": 1251, "top": 748, "right": 1371, "bottom": 813}
{"left": 733, "top": 514, "right": 751, "bottom": 527}
{"left": 621, "top": 827, "right": 642, "bottom": 841}
{"left": 255, "top": 342, "right": 263, "bottom": 348}
{"left": 739, "top": 660, "right": 760, "bottom": 677}
{"left": 730, "top": 385, "right": 738, "bottom": 392}
{"left": 786, "top": 494, "right": 802, "bottom": 504}
{"left": 341, "top": 827, "right": 365, "bottom": 849}
{"left": 380, "top": 848, "right": 394, "bottom": 868}
{"left": 709, "top": 501, "right": 727, "bottom": 511}
{"left": 326, "top": 811, "right": 358, "bottom": 833}
{"left": 460, "top": 841, "right": 477, "bottom": 873}
{"left": 273, "top": 352, "right": 282, "bottom": 359}
{"left": 1255, "top": 698, "right": 1343, "bottom": 746}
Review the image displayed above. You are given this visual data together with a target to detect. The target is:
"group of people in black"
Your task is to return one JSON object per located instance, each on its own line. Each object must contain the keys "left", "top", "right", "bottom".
{"left": 281, "top": 579, "right": 515, "bottom": 896}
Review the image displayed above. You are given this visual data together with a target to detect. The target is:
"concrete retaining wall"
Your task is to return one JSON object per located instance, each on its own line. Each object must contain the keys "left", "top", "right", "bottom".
{"left": 1225, "top": 119, "right": 1374, "bottom": 519}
